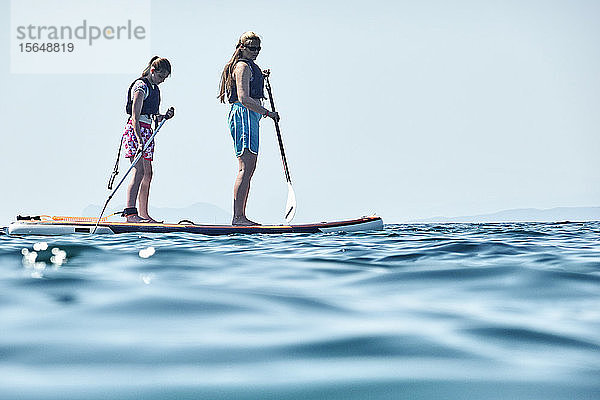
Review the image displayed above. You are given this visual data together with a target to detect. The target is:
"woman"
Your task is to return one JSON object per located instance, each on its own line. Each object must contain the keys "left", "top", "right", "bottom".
{"left": 219, "top": 32, "right": 279, "bottom": 226}
{"left": 122, "top": 56, "right": 174, "bottom": 223}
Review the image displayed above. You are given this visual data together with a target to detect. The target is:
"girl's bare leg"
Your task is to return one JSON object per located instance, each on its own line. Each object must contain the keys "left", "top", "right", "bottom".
{"left": 125, "top": 158, "right": 145, "bottom": 222}
{"left": 137, "top": 158, "right": 160, "bottom": 222}
{"left": 137, "top": 158, "right": 155, "bottom": 221}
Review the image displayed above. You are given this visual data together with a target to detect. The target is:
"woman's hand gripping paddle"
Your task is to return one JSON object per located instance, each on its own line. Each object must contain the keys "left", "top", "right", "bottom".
{"left": 264, "top": 71, "right": 296, "bottom": 223}
{"left": 92, "top": 107, "right": 174, "bottom": 234}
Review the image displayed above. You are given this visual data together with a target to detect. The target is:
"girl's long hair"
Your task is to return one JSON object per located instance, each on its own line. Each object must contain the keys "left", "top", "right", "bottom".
{"left": 218, "top": 31, "right": 260, "bottom": 103}
{"left": 141, "top": 56, "right": 172, "bottom": 78}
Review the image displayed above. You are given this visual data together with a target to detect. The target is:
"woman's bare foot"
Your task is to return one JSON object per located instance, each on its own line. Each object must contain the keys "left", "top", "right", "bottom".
{"left": 232, "top": 216, "right": 260, "bottom": 226}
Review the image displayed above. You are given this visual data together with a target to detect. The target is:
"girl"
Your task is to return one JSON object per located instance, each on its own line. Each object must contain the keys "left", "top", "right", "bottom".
{"left": 219, "top": 32, "right": 279, "bottom": 226}
{"left": 122, "top": 56, "right": 174, "bottom": 223}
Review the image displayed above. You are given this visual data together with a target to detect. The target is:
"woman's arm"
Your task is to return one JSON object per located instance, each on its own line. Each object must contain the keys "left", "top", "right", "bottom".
{"left": 234, "top": 63, "right": 279, "bottom": 121}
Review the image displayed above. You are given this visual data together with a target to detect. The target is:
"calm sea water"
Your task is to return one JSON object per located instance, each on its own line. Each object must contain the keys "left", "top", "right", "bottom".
{"left": 1, "top": 223, "right": 599, "bottom": 400}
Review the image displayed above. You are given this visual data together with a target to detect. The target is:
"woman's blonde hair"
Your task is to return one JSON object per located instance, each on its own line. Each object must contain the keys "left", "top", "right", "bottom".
{"left": 218, "top": 31, "right": 261, "bottom": 103}
{"left": 141, "top": 56, "right": 171, "bottom": 78}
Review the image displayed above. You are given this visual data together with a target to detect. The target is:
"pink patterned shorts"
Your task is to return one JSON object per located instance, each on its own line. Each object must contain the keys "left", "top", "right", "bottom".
{"left": 122, "top": 120, "right": 155, "bottom": 161}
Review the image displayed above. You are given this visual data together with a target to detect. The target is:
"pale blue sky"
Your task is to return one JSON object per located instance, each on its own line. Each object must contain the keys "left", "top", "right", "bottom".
{"left": 1, "top": 0, "right": 599, "bottom": 224}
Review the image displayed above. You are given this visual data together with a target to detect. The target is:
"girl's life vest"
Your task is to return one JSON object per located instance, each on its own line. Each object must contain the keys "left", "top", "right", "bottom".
{"left": 125, "top": 77, "right": 161, "bottom": 116}
{"left": 228, "top": 59, "right": 265, "bottom": 104}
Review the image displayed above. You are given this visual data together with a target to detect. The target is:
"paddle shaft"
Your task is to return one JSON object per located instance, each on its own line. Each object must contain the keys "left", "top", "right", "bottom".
{"left": 92, "top": 117, "right": 168, "bottom": 233}
{"left": 265, "top": 76, "right": 292, "bottom": 184}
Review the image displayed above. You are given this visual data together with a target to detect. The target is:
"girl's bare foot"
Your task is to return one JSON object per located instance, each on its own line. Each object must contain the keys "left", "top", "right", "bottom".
{"left": 232, "top": 216, "right": 260, "bottom": 226}
{"left": 126, "top": 214, "right": 146, "bottom": 223}
{"left": 139, "top": 216, "right": 163, "bottom": 223}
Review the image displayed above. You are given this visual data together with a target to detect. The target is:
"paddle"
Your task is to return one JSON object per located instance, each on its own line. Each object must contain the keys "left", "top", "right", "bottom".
{"left": 92, "top": 109, "right": 173, "bottom": 234}
{"left": 264, "top": 72, "right": 296, "bottom": 223}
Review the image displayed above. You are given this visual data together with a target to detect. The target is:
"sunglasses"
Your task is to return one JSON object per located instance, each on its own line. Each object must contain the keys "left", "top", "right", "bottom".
{"left": 245, "top": 46, "right": 261, "bottom": 52}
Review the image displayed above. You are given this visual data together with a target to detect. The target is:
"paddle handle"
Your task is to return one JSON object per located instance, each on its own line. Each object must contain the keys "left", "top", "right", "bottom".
{"left": 265, "top": 76, "right": 292, "bottom": 184}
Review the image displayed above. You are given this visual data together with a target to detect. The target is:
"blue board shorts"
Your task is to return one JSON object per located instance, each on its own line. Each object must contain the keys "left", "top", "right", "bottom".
{"left": 228, "top": 102, "right": 262, "bottom": 157}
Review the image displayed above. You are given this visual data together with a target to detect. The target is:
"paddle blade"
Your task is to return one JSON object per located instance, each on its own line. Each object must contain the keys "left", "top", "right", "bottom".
{"left": 284, "top": 182, "right": 296, "bottom": 223}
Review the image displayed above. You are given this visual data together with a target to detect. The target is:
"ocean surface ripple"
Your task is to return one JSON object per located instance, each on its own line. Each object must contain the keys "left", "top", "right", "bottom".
{"left": 1, "top": 222, "right": 599, "bottom": 399}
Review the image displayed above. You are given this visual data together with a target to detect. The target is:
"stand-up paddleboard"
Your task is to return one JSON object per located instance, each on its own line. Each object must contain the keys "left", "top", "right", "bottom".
{"left": 8, "top": 215, "right": 383, "bottom": 236}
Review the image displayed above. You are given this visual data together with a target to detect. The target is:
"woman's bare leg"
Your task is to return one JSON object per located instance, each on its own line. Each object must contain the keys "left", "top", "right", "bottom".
{"left": 232, "top": 150, "right": 258, "bottom": 225}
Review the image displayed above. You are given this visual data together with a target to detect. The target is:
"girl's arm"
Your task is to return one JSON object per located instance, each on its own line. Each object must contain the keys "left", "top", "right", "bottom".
{"left": 130, "top": 89, "right": 145, "bottom": 148}
{"left": 155, "top": 108, "right": 175, "bottom": 122}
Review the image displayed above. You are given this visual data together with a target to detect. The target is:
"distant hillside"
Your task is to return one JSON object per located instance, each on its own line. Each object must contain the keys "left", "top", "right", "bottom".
{"left": 412, "top": 206, "right": 600, "bottom": 223}
{"left": 83, "top": 202, "right": 231, "bottom": 224}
